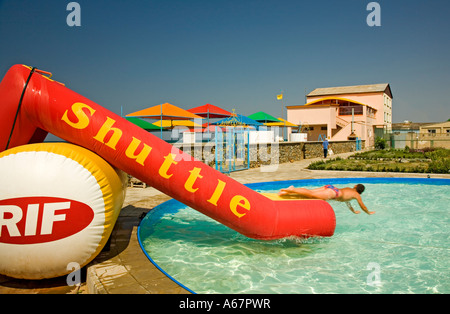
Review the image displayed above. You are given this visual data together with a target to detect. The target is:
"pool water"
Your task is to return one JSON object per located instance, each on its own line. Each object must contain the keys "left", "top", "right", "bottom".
{"left": 138, "top": 178, "right": 450, "bottom": 294}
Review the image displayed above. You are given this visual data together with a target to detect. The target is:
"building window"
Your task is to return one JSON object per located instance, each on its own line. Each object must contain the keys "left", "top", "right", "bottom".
{"left": 339, "top": 104, "right": 363, "bottom": 115}
{"left": 321, "top": 126, "right": 327, "bottom": 131}
{"left": 428, "top": 129, "right": 436, "bottom": 136}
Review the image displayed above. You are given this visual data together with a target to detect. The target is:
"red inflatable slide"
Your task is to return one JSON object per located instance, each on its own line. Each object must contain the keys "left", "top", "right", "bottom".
{"left": 0, "top": 65, "right": 335, "bottom": 240}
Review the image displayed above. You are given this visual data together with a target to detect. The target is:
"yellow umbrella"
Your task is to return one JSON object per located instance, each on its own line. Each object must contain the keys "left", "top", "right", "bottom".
{"left": 264, "top": 118, "right": 297, "bottom": 127}
{"left": 153, "top": 120, "right": 202, "bottom": 128}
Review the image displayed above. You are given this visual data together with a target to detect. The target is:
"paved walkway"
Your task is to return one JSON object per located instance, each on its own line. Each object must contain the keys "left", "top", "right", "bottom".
{"left": 1, "top": 150, "right": 449, "bottom": 294}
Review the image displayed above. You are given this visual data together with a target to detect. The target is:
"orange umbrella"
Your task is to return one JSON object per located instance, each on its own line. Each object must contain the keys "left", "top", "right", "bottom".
{"left": 127, "top": 103, "right": 203, "bottom": 120}
{"left": 127, "top": 103, "right": 203, "bottom": 138}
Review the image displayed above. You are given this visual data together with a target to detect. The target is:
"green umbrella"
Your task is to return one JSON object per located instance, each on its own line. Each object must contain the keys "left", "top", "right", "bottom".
{"left": 248, "top": 111, "right": 279, "bottom": 123}
{"left": 126, "top": 117, "right": 162, "bottom": 130}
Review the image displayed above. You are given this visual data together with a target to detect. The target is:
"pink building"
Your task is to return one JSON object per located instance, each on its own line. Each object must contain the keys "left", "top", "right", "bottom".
{"left": 286, "top": 83, "right": 393, "bottom": 146}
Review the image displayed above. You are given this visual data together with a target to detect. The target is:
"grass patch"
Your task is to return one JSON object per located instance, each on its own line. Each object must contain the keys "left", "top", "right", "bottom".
{"left": 308, "top": 148, "right": 450, "bottom": 174}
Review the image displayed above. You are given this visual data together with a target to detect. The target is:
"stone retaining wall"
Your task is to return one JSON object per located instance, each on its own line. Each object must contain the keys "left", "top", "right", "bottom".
{"left": 174, "top": 140, "right": 365, "bottom": 170}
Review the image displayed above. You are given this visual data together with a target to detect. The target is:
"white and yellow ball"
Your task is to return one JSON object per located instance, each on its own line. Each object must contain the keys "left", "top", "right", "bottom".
{"left": 0, "top": 143, "right": 126, "bottom": 279}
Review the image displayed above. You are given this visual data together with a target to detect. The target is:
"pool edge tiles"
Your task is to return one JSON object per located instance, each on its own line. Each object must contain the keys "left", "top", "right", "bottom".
{"left": 137, "top": 199, "right": 197, "bottom": 294}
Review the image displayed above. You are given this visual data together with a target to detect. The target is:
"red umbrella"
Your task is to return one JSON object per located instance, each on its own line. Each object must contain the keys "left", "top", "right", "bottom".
{"left": 187, "top": 104, "right": 232, "bottom": 119}
{"left": 188, "top": 104, "right": 232, "bottom": 133}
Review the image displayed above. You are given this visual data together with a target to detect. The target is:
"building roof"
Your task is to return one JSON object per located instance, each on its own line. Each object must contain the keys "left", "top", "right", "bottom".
{"left": 391, "top": 121, "right": 449, "bottom": 131}
{"left": 392, "top": 122, "right": 434, "bottom": 131}
{"left": 286, "top": 97, "right": 377, "bottom": 111}
{"left": 305, "top": 97, "right": 372, "bottom": 108}
{"left": 419, "top": 121, "right": 450, "bottom": 129}
{"left": 307, "top": 83, "right": 392, "bottom": 99}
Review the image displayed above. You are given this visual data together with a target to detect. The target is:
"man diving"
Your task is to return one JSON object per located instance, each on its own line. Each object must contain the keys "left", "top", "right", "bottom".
{"left": 278, "top": 184, "right": 375, "bottom": 215}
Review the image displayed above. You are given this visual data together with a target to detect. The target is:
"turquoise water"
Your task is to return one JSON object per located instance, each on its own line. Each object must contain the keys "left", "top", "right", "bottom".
{"left": 138, "top": 178, "right": 450, "bottom": 294}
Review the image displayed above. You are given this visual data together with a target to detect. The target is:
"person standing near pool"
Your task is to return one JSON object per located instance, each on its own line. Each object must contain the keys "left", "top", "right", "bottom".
{"left": 323, "top": 137, "right": 329, "bottom": 158}
{"left": 278, "top": 184, "right": 375, "bottom": 215}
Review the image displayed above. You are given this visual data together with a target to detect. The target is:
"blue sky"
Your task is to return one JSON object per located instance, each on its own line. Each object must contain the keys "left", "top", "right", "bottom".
{"left": 0, "top": 0, "right": 449, "bottom": 123}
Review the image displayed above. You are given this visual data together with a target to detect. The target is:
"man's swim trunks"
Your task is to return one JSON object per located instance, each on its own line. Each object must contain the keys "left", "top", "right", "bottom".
{"left": 325, "top": 185, "right": 340, "bottom": 198}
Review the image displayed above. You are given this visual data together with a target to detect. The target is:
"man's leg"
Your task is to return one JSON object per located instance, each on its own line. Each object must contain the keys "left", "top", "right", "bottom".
{"left": 279, "top": 186, "right": 327, "bottom": 199}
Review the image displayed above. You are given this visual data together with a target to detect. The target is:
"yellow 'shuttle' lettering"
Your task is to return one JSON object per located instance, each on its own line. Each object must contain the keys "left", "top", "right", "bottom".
{"left": 61, "top": 102, "right": 95, "bottom": 129}
{"left": 230, "top": 195, "right": 250, "bottom": 218}
{"left": 93, "top": 117, "right": 122, "bottom": 150}
{"left": 125, "top": 137, "right": 152, "bottom": 166}
{"left": 159, "top": 154, "right": 178, "bottom": 179}
{"left": 207, "top": 179, "right": 226, "bottom": 206}
{"left": 184, "top": 167, "right": 203, "bottom": 193}
{"left": 61, "top": 102, "right": 253, "bottom": 219}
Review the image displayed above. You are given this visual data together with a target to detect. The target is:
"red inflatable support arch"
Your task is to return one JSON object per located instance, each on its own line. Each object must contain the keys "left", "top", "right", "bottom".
{"left": 0, "top": 65, "right": 335, "bottom": 240}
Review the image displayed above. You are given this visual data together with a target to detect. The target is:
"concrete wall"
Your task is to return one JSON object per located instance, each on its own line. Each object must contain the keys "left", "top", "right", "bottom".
{"left": 174, "top": 140, "right": 365, "bottom": 170}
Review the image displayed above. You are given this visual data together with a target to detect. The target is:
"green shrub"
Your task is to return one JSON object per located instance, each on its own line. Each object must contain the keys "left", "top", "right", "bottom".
{"left": 309, "top": 148, "right": 449, "bottom": 174}
{"left": 427, "top": 159, "right": 450, "bottom": 173}
{"left": 375, "top": 137, "right": 387, "bottom": 150}
{"left": 426, "top": 148, "right": 450, "bottom": 160}
{"left": 308, "top": 160, "right": 325, "bottom": 170}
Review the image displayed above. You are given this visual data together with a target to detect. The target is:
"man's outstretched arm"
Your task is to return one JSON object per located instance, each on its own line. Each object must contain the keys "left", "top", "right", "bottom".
{"left": 355, "top": 195, "right": 375, "bottom": 215}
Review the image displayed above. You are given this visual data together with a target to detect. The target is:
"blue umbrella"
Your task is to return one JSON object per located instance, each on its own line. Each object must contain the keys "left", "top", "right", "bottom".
{"left": 213, "top": 114, "right": 262, "bottom": 127}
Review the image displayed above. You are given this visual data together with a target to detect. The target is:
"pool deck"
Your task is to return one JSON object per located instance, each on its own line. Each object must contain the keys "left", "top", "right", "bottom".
{"left": 1, "top": 150, "right": 449, "bottom": 294}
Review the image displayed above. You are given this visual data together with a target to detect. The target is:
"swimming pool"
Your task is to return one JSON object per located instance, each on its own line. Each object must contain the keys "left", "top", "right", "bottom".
{"left": 138, "top": 178, "right": 450, "bottom": 294}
